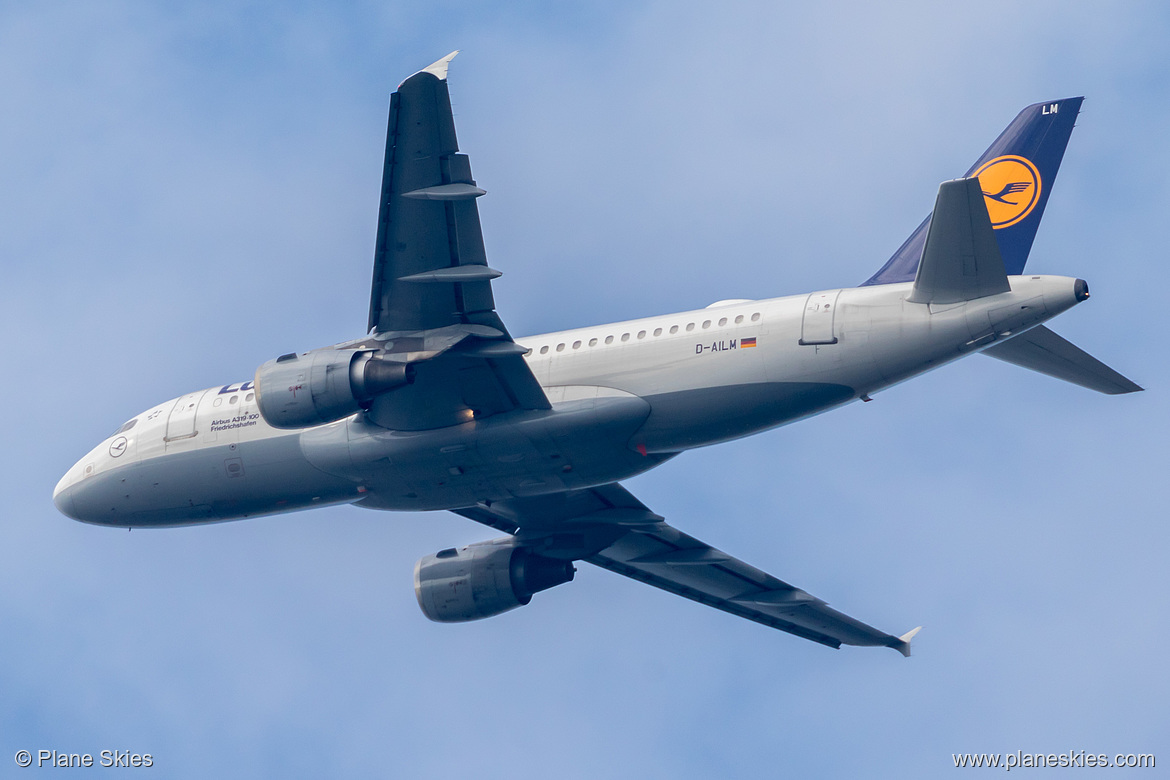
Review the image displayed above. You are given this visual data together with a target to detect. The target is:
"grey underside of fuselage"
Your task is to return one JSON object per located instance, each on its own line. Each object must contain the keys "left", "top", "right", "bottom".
{"left": 83, "top": 379, "right": 854, "bottom": 527}
{"left": 346, "top": 380, "right": 852, "bottom": 511}
{"left": 635, "top": 381, "right": 854, "bottom": 452}
{"left": 67, "top": 434, "right": 359, "bottom": 528}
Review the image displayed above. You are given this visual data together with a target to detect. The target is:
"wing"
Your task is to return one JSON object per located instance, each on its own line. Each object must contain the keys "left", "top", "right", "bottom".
{"left": 454, "top": 484, "right": 920, "bottom": 655}
{"left": 361, "top": 53, "right": 548, "bottom": 429}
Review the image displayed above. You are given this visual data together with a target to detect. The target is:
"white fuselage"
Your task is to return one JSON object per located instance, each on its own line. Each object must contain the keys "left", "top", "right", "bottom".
{"left": 53, "top": 275, "right": 1082, "bottom": 527}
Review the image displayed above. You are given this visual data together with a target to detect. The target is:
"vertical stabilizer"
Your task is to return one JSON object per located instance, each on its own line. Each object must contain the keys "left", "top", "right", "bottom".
{"left": 865, "top": 98, "right": 1083, "bottom": 286}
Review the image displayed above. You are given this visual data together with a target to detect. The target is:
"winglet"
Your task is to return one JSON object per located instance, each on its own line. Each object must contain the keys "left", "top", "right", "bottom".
{"left": 421, "top": 51, "right": 459, "bottom": 80}
{"left": 893, "top": 626, "right": 922, "bottom": 658}
{"left": 398, "top": 51, "right": 460, "bottom": 88}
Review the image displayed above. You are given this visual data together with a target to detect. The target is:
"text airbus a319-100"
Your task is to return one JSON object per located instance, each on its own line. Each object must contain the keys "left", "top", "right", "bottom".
{"left": 54, "top": 53, "right": 1141, "bottom": 656}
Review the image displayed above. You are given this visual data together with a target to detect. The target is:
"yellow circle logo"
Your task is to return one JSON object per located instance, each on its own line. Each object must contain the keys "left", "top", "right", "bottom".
{"left": 973, "top": 155, "right": 1041, "bottom": 229}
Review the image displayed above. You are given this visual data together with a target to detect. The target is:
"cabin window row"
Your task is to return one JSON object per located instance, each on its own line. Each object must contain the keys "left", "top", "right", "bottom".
{"left": 212, "top": 392, "right": 255, "bottom": 407}
{"left": 535, "top": 312, "right": 761, "bottom": 355}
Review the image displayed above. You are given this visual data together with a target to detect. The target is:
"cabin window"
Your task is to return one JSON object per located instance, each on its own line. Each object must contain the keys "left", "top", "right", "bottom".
{"left": 605, "top": 335, "right": 614, "bottom": 344}
{"left": 572, "top": 340, "right": 582, "bottom": 349}
{"left": 229, "top": 395, "right": 239, "bottom": 405}
{"left": 702, "top": 320, "right": 711, "bottom": 329}
{"left": 588, "top": 338, "right": 598, "bottom": 347}
{"left": 751, "top": 312, "right": 761, "bottom": 322}
{"left": 540, "top": 346, "right": 549, "bottom": 354}
{"left": 669, "top": 325, "right": 678, "bottom": 334}
{"left": 686, "top": 323, "right": 695, "bottom": 332}
{"left": 621, "top": 333, "right": 630, "bottom": 342}
{"left": 246, "top": 392, "right": 255, "bottom": 402}
{"left": 735, "top": 315, "right": 744, "bottom": 324}
{"left": 637, "top": 330, "right": 646, "bottom": 339}
{"left": 718, "top": 317, "right": 727, "bottom": 327}
{"left": 556, "top": 343, "right": 565, "bottom": 352}
{"left": 213, "top": 398, "right": 223, "bottom": 407}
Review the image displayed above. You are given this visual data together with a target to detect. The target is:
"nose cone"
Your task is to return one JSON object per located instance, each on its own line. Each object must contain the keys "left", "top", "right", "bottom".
{"left": 53, "top": 450, "right": 122, "bottom": 525}
{"left": 53, "top": 469, "right": 82, "bottom": 521}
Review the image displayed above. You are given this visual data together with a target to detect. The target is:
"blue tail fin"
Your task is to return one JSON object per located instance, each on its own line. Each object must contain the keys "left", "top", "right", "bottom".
{"left": 863, "top": 97, "right": 1083, "bottom": 286}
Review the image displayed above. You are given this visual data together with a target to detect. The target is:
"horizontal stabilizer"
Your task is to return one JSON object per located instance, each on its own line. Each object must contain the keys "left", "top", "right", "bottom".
{"left": 908, "top": 178, "right": 1010, "bottom": 305}
{"left": 983, "top": 325, "right": 1143, "bottom": 394}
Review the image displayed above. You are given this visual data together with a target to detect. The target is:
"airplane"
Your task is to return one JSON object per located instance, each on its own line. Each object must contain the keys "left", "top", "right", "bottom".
{"left": 53, "top": 52, "right": 1141, "bottom": 656}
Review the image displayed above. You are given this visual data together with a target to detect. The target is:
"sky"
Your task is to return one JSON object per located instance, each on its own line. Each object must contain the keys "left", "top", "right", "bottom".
{"left": 2, "top": 2, "right": 1168, "bottom": 777}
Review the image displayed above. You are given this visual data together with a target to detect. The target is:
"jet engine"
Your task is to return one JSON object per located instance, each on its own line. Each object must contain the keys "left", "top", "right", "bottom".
{"left": 254, "top": 349, "right": 413, "bottom": 429}
{"left": 414, "top": 538, "right": 576, "bottom": 622}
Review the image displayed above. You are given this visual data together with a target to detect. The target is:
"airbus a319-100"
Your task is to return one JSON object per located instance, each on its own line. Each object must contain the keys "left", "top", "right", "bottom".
{"left": 53, "top": 53, "right": 1141, "bottom": 655}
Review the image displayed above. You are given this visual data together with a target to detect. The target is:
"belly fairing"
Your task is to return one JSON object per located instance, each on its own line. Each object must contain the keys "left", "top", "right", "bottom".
{"left": 302, "top": 392, "right": 666, "bottom": 511}
{"left": 634, "top": 381, "right": 855, "bottom": 453}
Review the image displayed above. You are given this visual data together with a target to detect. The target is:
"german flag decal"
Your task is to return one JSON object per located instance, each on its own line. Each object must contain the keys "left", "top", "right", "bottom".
{"left": 741, "top": 337, "right": 757, "bottom": 348}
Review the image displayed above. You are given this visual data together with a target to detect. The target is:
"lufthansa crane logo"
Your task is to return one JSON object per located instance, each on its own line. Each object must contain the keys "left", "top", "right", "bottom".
{"left": 973, "top": 155, "right": 1042, "bottom": 229}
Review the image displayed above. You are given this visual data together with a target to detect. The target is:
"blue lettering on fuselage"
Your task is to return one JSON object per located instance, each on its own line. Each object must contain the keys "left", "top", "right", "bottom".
{"left": 219, "top": 381, "right": 255, "bottom": 395}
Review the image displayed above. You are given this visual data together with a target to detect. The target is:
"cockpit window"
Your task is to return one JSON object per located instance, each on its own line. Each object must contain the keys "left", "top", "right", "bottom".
{"left": 114, "top": 418, "right": 138, "bottom": 435}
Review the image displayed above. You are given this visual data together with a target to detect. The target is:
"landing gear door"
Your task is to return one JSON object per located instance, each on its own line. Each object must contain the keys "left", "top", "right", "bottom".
{"left": 165, "top": 390, "right": 207, "bottom": 442}
{"left": 799, "top": 290, "right": 841, "bottom": 345}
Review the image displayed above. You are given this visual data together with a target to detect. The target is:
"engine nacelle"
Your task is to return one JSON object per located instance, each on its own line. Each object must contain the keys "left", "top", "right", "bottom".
{"left": 414, "top": 538, "right": 576, "bottom": 622}
{"left": 254, "top": 349, "right": 413, "bottom": 429}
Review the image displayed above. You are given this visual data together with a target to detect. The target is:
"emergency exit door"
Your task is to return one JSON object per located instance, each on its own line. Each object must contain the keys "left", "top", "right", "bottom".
{"left": 165, "top": 390, "right": 207, "bottom": 442}
{"left": 799, "top": 290, "right": 841, "bottom": 345}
